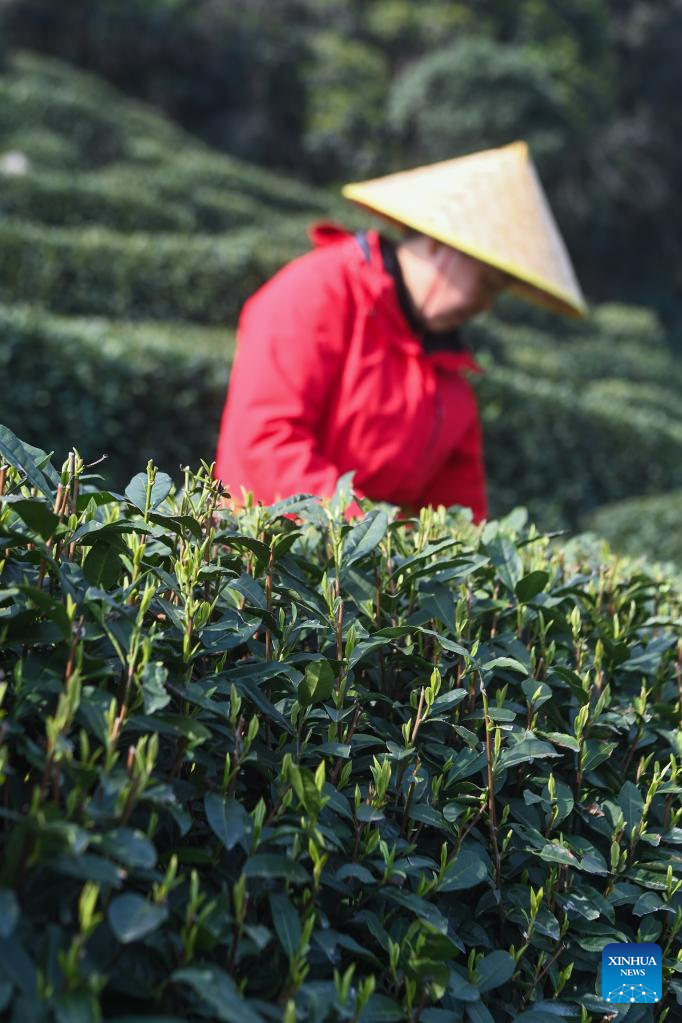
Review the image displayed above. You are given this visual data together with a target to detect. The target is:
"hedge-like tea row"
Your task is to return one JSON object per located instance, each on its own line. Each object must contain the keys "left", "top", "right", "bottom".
{"left": 489, "top": 296, "right": 668, "bottom": 345}
{"left": 0, "top": 51, "right": 344, "bottom": 221}
{"left": 470, "top": 304, "right": 681, "bottom": 395}
{"left": 0, "top": 171, "right": 199, "bottom": 232}
{"left": 0, "top": 169, "right": 311, "bottom": 233}
{"left": 480, "top": 365, "right": 682, "bottom": 526}
{"left": 0, "top": 166, "right": 349, "bottom": 233}
{"left": 586, "top": 489, "right": 682, "bottom": 568}
{"left": 0, "top": 303, "right": 230, "bottom": 486}
{"left": 3, "top": 303, "right": 682, "bottom": 531}
{"left": 0, "top": 425, "right": 680, "bottom": 1021}
{"left": 0, "top": 50, "right": 180, "bottom": 169}
{"left": 0, "top": 219, "right": 311, "bottom": 323}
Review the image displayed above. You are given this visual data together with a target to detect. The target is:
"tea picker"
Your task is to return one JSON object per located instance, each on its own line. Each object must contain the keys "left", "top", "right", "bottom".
{"left": 215, "top": 141, "right": 586, "bottom": 521}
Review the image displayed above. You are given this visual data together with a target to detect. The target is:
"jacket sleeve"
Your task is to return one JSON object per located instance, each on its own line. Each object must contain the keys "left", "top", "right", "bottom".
{"left": 218, "top": 258, "right": 365, "bottom": 518}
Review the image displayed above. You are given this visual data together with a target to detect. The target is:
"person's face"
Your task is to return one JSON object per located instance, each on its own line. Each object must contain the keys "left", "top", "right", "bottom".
{"left": 416, "top": 240, "right": 511, "bottom": 331}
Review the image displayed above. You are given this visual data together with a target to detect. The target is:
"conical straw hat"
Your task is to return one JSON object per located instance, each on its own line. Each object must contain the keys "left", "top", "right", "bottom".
{"left": 342, "top": 141, "right": 587, "bottom": 318}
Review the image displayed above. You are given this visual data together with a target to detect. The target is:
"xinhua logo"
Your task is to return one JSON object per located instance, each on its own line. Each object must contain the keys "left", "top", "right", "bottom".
{"left": 601, "top": 942, "right": 662, "bottom": 1003}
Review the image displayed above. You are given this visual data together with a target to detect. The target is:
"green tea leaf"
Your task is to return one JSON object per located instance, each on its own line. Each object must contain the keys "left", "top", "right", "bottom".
{"left": 480, "top": 656, "right": 528, "bottom": 675}
{"left": 297, "top": 659, "right": 335, "bottom": 706}
{"left": 485, "top": 536, "right": 522, "bottom": 592}
{"left": 465, "top": 998, "right": 496, "bottom": 1023}
{"left": 54, "top": 991, "right": 100, "bottom": 1023}
{"left": 108, "top": 894, "right": 168, "bottom": 943}
{"left": 83, "top": 542, "right": 124, "bottom": 589}
{"left": 438, "top": 846, "right": 489, "bottom": 892}
{"left": 7, "top": 499, "right": 60, "bottom": 540}
{"left": 243, "top": 854, "right": 308, "bottom": 883}
{"left": 0, "top": 423, "right": 55, "bottom": 497}
{"left": 142, "top": 662, "right": 171, "bottom": 715}
{"left": 0, "top": 889, "right": 19, "bottom": 939}
{"left": 475, "top": 950, "right": 515, "bottom": 992}
{"left": 172, "top": 967, "right": 266, "bottom": 1023}
{"left": 125, "top": 471, "right": 173, "bottom": 511}
{"left": 204, "top": 794, "right": 250, "bottom": 851}
{"left": 616, "top": 780, "right": 645, "bottom": 831}
{"left": 515, "top": 570, "right": 550, "bottom": 602}
{"left": 269, "top": 892, "right": 301, "bottom": 958}
{"left": 498, "top": 736, "right": 561, "bottom": 770}
{"left": 99, "top": 829, "right": 157, "bottom": 870}
{"left": 342, "top": 509, "right": 388, "bottom": 568}
{"left": 582, "top": 740, "right": 617, "bottom": 772}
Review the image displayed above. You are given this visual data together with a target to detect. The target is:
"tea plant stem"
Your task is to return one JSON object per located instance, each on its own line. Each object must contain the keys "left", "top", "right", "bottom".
{"left": 455, "top": 801, "right": 486, "bottom": 853}
{"left": 336, "top": 596, "right": 344, "bottom": 663}
{"left": 480, "top": 675, "right": 503, "bottom": 934}
{"left": 39, "top": 749, "right": 55, "bottom": 803}
{"left": 331, "top": 703, "right": 361, "bottom": 785}
{"left": 663, "top": 793, "right": 674, "bottom": 830}
{"left": 66, "top": 460, "right": 80, "bottom": 559}
{"left": 620, "top": 721, "right": 643, "bottom": 779}
{"left": 120, "top": 778, "right": 140, "bottom": 827}
{"left": 168, "top": 738, "right": 188, "bottom": 784}
{"left": 64, "top": 617, "right": 83, "bottom": 683}
{"left": 410, "top": 687, "right": 425, "bottom": 744}
{"left": 374, "top": 566, "right": 381, "bottom": 629}
{"left": 520, "top": 941, "right": 566, "bottom": 1007}
{"left": 466, "top": 671, "right": 477, "bottom": 714}
{"left": 265, "top": 546, "right": 274, "bottom": 661}
{"left": 226, "top": 716, "right": 245, "bottom": 796}
{"left": 401, "top": 757, "right": 421, "bottom": 837}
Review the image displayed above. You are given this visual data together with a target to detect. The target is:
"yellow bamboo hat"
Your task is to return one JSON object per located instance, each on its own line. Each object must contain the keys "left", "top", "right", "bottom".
{"left": 342, "top": 140, "right": 587, "bottom": 318}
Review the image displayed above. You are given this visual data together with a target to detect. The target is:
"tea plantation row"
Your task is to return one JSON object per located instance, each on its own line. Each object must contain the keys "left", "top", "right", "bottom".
{"left": 0, "top": 425, "right": 680, "bottom": 1021}
{"left": 0, "top": 51, "right": 337, "bottom": 216}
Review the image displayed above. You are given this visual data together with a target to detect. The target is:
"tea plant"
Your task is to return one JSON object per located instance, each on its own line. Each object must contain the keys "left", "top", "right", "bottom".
{"left": 0, "top": 423, "right": 680, "bottom": 1022}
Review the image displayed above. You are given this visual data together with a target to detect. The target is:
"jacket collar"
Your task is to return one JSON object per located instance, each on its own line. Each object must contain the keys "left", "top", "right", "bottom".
{"left": 308, "top": 222, "right": 483, "bottom": 373}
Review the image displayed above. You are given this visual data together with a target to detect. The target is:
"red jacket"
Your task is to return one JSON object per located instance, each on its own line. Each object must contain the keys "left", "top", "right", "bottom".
{"left": 215, "top": 224, "right": 487, "bottom": 521}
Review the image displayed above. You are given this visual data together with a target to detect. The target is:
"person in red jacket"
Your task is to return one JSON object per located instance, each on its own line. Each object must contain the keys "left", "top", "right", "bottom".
{"left": 215, "top": 142, "right": 586, "bottom": 522}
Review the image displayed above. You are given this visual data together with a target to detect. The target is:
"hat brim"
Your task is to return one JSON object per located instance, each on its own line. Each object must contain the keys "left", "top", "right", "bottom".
{"left": 342, "top": 191, "right": 588, "bottom": 320}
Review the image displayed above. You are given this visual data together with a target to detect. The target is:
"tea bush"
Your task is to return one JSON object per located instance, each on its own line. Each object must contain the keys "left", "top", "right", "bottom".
{"left": 479, "top": 366, "right": 682, "bottom": 527}
{"left": 582, "top": 381, "right": 682, "bottom": 429}
{"left": 482, "top": 295, "right": 675, "bottom": 352}
{"left": 469, "top": 306, "right": 678, "bottom": 393}
{"left": 0, "top": 423, "right": 681, "bottom": 1022}
{"left": 586, "top": 490, "right": 682, "bottom": 568}
{"left": 0, "top": 172, "right": 200, "bottom": 233}
{"left": 0, "top": 169, "right": 343, "bottom": 234}
{"left": 0, "top": 51, "right": 180, "bottom": 169}
{"left": 0, "top": 51, "right": 345, "bottom": 225}
{"left": 0, "top": 304, "right": 230, "bottom": 486}
{"left": 0, "top": 219, "right": 310, "bottom": 324}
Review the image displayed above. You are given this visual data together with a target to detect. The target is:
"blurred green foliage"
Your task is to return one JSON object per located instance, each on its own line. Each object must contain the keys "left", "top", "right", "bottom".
{"left": 388, "top": 37, "right": 574, "bottom": 166}
{"left": 0, "top": 303, "right": 230, "bottom": 487}
{"left": 0, "top": 217, "right": 310, "bottom": 323}
{"left": 586, "top": 490, "right": 682, "bottom": 568}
